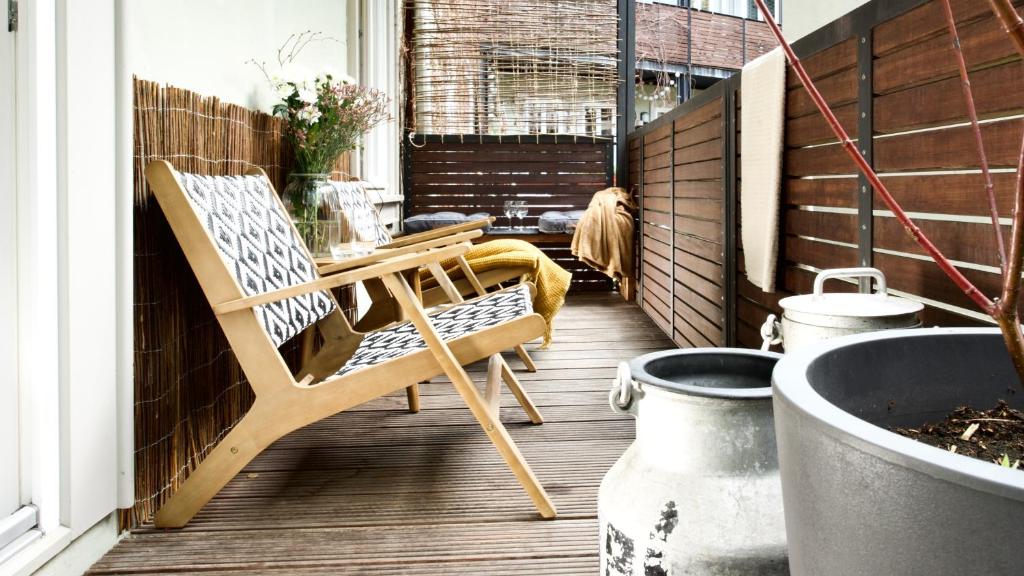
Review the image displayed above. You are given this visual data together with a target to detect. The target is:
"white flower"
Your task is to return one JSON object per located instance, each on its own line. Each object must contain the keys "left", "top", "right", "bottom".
{"left": 297, "top": 104, "right": 321, "bottom": 123}
{"left": 297, "top": 86, "right": 318, "bottom": 105}
{"left": 273, "top": 78, "right": 294, "bottom": 99}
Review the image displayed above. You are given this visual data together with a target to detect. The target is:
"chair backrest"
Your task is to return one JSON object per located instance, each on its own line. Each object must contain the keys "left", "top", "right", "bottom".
{"left": 175, "top": 171, "right": 336, "bottom": 347}
{"left": 328, "top": 180, "right": 394, "bottom": 247}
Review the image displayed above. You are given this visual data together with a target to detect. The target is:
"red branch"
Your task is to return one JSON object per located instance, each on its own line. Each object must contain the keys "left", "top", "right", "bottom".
{"left": 941, "top": 0, "right": 1007, "bottom": 273}
{"left": 751, "top": 0, "right": 994, "bottom": 314}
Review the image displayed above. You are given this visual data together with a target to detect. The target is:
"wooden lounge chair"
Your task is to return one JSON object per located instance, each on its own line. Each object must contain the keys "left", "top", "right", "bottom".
{"left": 144, "top": 161, "right": 556, "bottom": 527}
{"left": 323, "top": 181, "right": 537, "bottom": 372}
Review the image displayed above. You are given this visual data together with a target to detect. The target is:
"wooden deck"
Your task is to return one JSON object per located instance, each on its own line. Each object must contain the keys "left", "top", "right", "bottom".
{"left": 89, "top": 293, "right": 674, "bottom": 575}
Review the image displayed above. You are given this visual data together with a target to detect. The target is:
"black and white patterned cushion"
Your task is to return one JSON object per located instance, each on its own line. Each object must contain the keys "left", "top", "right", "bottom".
{"left": 176, "top": 172, "right": 335, "bottom": 347}
{"left": 335, "top": 284, "right": 533, "bottom": 376}
{"left": 328, "top": 181, "right": 393, "bottom": 247}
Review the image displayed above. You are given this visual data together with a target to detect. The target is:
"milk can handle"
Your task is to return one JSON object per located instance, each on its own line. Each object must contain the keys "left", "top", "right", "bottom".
{"left": 610, "top": 362, "right": 637, "bottom": 415}
{"left": 760, "top": 314, "right": 782, "bottom": 351}
{"left": 814, "top": 267, "right": 887, "bottom": 297}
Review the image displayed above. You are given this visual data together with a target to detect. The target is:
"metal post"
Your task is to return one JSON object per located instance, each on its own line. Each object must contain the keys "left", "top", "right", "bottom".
{"left": 685, "top": 2, "right": 693, "bottom": 102}
{"left": 742, "top": 18, "right": 747, "bottom": 65}
{"left": 720, "top": 79, "right": 738, "bottom": 347}
{"left": 616, "top": 0, "right": 636, "bottom": 186}
{"left": 856, "top": 24, "right": 874, "bottom": 292}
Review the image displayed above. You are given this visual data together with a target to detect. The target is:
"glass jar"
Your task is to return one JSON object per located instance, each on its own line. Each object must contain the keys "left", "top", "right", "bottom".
{"left": 281, "top": 173, "right": 338, "bottom": 257}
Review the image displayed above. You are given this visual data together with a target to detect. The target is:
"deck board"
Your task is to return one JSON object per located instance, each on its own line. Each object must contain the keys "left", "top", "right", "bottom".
{"left": 88, "top": 293, "right": 674, "bottom": 574}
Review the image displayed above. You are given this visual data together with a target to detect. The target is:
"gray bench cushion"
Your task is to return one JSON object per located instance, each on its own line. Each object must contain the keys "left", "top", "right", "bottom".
{"left": 537, "top": 210, "right": 586, "bottom": 234}
{"left": 404, "top": 211, "right": 492, "bottom": 233}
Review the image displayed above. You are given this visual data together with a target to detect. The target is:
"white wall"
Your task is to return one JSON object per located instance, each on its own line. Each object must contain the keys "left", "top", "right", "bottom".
{"left": 59, "top": 0, "right": 119, "bottom": 540}
{"left": 121, "top": 0, "right": 354, "bottom": 113}
{"left": 782, "top": 0, "right": 871, "bottom": 42}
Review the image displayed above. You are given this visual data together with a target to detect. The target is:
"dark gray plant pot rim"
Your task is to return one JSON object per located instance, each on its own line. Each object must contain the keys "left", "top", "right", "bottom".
{"left": 773, "top": 326, "right": 1024, "bottom": 500}
{"left": 629, "top": 347, "right": 782, "bottom": 400}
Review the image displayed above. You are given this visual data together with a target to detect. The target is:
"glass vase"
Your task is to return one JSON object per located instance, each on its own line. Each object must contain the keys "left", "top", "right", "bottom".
{"left": 281, "top": 173, "right": 339, "bottom": 257}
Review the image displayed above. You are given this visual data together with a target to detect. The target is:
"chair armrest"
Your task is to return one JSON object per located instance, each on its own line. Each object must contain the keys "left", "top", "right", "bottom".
{"left": 382, "top": 217, "right": 495, "bottom": 249}
{"left": 213, "top": 242, "right": 473, "bottom": 315}
{"left": 316, "top": 229, "right": 483, "bottom": 275}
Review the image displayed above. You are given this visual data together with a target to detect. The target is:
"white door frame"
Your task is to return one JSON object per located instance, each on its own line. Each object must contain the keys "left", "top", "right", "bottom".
{"left": 1, "top": 0, "right": 68, "bottom": 572}
{"left": 3, "top": 0, "right": 123, "bottom": 572}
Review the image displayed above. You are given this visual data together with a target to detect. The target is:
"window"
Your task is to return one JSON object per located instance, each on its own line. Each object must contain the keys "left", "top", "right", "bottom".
{"left": 696, "top": 0, "right": 745, "bottom": 18}
{"left": 748, "top": 0, "right": 780, "bottom": 22}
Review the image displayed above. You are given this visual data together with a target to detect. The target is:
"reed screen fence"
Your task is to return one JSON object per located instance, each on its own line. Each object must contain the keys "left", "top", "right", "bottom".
{"left": 128, "top": 78, "right": 352, "bottom": 528}
{"left": 406, "top": 0, "right": 619, "bottom": 137}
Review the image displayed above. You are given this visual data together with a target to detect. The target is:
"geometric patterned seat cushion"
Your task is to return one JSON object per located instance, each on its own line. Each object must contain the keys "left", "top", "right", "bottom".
{"left": 334, "top": 284, "right": 533, "bottom": 377}
{"left": 176, "top": 172, "right": 336, "bottom": 347}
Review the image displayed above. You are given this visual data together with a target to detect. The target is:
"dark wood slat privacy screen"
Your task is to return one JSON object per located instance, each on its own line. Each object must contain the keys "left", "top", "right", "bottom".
{"left": 629, "top": 0, "right": 1023, "bottom": 350}
{"left": 406, "top": 134, "right": 615, "bottom": 291}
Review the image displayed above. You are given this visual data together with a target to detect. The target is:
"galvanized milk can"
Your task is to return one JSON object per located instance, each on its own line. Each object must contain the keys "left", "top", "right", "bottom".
{"left": 761, "top": 267, "right": 923, "bottom": 352}
{"left": 599, "top": 349, "right": 788, "bottom": 576}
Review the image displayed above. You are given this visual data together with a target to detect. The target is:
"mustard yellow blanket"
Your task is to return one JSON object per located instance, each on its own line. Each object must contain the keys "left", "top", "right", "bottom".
{"left": 423, "top": 239, "right": 571, "bottom": 347}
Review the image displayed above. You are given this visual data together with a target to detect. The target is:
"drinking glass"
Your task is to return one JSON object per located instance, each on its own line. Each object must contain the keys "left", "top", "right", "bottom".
{"left": 514, "top": 201, "right": 528, "bottom": 230}
{"left": 503, "top": 200, "right": 515, "bottom": 229}
{"left": 328, "top": 210, "right": 354, "bottom": 259}
{"left": 328, "top": 208, "right": 378, "bottom": 259}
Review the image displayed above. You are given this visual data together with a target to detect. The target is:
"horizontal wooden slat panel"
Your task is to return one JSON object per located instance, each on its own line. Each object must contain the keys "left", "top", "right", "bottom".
{"left": 675, "top": 214, "right": 722, "bottom": 243}
{"left": 676, "top": 100, "right": 722, "bottom": 130}
{"left": 786, "top": 38, "right": 857, "bottom": 88}
{"left": 674, "top": 159, "right": 723, "bottom": 181}
{"left": 409, "top": 183, "right": 603, "bottom": 195}
{"left": 675, "top": 117, "right": 724, "bottom": 147}
{"left": 410, "top": 139, "right": 611, "bottom": 235}
{"left": 784, "top": 209, "right": 858, "bottom": 245}
{"left": 786, "top": 102, "right": 857, "bottom": 147}
{"left": 644, "top": 135, "right": 673, "bottom": 158}
{"left": 675, "top": 281, "right": 724, "bottom": 327}
{"left": 874, "top": 61, "right": 1024, "bottom": 134}
{"left": 675, "top": 247, "right": 723, "bottom": 286}
{"left": 873, "top": 217, "right": 1004, "bottom": 269}
{"left": 785, "top": 143, "right": 856, "bottom": 177}
{"left": 783, "top": 235, "right": 860, "bottom": 270}
{"left": 414, "top": 172, "right": 607, "bottom": 185}
{"left": 643, "top": 181, "right": 671, "bottom": 198}
{"left": 674, "top": 308, "right": 719, "bottom": 347}
{"left": 676, "top": 265, "right": 723, "bottom": 304}
{"left": 874, "top": 9, "right": 1024, "bottom": 95}
{"left": 412, "top": 161, "right": 607, "bottom": 174}
{"left": 675, "top": 179, "right": 723, "bottom": 200}
{"left": 675, "top": 197, "right": 722, "bottom": 221}
{"left": 874, "top": 118, "right": 1024, "bottom": 172}
{"left": 873, "top": 173, "right": 1015, "bottom": 216}
{"left": 787, "top": 66, "right": 858, "bottom": 119}
{"left": 674, "top": 138, "right": 722, "bottom": 165}
{"left": 873, "top": 0, "right": 1010, "bottom": 56}
{"left": 785, "top": 177, "right": 857, "bottom": 208}
{"left": 874, "top": 251, "right": 1004, "bottom": 314}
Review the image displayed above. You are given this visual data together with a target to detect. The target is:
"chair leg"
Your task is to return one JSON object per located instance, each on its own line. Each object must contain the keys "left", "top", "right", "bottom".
{"left": 500, "top": 360, "right": 544, "bottom": 425}
{"left": 453, "top": 376, "right": 557, "bottom": 518}
{"left": 484, "top": 355, "right": 503, "bottom": 416}
{"left": 405, "top": 384, "right": 421, "bottom": 413}
{"left": 382, "top": 271, "right": 556, "bottom": 518}
{"left": 514, "top": 344, "right": 538, "bottom": 372}
{"left": 154, "top": 403, "right": 280, "bottom": 528}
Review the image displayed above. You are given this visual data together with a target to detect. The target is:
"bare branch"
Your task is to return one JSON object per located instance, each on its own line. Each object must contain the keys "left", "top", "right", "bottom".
{"left": 941, "top": 0, "right": 1006, "bottom": 273}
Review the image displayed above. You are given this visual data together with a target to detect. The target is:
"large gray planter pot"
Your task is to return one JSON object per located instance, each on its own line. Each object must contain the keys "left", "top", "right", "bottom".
{"left": 772, "top": 328, "right": 1024, "bottom": 575}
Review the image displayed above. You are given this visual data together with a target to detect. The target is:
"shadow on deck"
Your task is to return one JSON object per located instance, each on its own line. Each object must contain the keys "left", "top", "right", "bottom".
{"left": 88, "top": 293, "right": 674, "bottom": 575}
